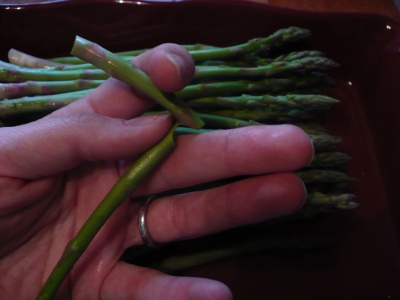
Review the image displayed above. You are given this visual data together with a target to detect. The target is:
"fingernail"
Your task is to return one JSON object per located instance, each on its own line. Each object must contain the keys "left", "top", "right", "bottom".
{"left": 300, "top": 179, "right": 308, "bottom": 208}
{"left": 306, "top": 140, "right": 315, "bottom": 166}
{"left": 166, "top": 52, "right": 183, "bottom": 81}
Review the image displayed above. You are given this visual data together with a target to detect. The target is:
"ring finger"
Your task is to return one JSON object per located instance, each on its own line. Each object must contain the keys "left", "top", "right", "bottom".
{"left": 125, "top": 172, "right": 306, "bottom": 247}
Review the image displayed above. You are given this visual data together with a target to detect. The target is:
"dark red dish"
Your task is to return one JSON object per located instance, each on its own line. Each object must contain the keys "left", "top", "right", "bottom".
{"left": 1, "top": 1, "right": 400, "bottom": 299}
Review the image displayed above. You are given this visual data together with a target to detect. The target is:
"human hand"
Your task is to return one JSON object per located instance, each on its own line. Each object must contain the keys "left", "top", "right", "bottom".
{"left": 0, "top": 43, "right": 313, "bottom": 300}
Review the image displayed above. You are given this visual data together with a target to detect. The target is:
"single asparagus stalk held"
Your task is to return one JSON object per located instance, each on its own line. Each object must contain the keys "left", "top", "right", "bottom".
{"left": 70, "top": 36, "right": 204, "bottom": 129}
{"left": 37, "top": 123, "right": 179, "bottom": 300}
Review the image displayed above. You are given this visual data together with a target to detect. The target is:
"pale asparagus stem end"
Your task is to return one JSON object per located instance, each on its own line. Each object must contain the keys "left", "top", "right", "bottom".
{"left": 8, "top": 48, "right": 67, "bottom": 69}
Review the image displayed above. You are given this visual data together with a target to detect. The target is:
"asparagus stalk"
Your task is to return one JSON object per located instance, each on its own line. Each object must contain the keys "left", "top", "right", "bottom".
{"left": 0, "top": 80, "right": 100, "bottom": 99}
{"left": 189, "top": 26, "right": 311, "bottom": 62}
{"left": 295, "top": 122, "right": 330, "bottom": 135}
{"left": 144, "top": 112, "right": 262, "bottom": 129}
{"left": 7, "top": 49, "right": 102, "bottom": 70}
{"left": 187, "top": 94, "right": 339, "bottom": 109}
{"left": 207, "top": 107, "right": 329, "bottom": 122}
{"left": 195, "top": 112, "right": 262, "bottom": 128}
{"left": 0, "top": 89, "right": 94, "bottom": 118}
{"left": 176, "top": 74, "right": 334, "bottom": 100}
{"left": 174, "top": 127, "right": 213, "bottom": 136}
{"left": 193, "top": 56, "right": 339, "bottom": 81}
{"left": 70, "top": 36, "right": 204, "bottom": 129}
{"left": 8, "top": 48, "right": 69, "bottom": 69}
{"left": 0, "top": 66, "right": 109, "bottom": 82}
{"left": 306, "top": 191, "right": 358, "bottom": 209}
{"left": 142, "top": 233, "right": 337, "bottom": 274}
{"left": 297, "top": 169, "right": 357, "bottom": 184}
{"left": 37, "top": 123, "right": 179, "bottom": 300}
{"left": 307, "top": 151, "right": 352, "bottom": 168}
{"left": 272, "top": 50, "right": 326, "bottom": 62}
{"left": 181, "top": 50, "right": 325, "bottom": 68}
{"left": 308, "top": 133, "right": 340, "bottom": 151}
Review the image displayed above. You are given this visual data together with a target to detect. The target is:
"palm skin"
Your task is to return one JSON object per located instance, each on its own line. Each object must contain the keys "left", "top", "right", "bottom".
{"left": 0, "top": 44, "right": 313, "bottom": 300}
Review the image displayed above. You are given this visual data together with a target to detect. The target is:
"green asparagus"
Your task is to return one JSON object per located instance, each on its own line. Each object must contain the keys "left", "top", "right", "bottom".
{"left": 37, "top": 123, "right": 180, "bottom": 300}
{"left": 193, "top": 56, "right": 339, "bottom": 82}
{"left": 187, "top": 94, "right": 339, "bottom": 109}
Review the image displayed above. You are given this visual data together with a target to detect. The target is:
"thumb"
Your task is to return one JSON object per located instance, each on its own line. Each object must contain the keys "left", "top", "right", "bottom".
{"left": 0, "top": 113, "right": 172, "bottom": 179}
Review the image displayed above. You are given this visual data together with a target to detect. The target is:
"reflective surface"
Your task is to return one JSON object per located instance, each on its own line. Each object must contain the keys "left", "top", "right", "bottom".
{"left": 1, "top": 1, "right": 400, "bottom": 299}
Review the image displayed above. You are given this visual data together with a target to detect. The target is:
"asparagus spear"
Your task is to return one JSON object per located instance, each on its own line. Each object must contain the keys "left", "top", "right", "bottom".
{"left": 0, "top": 89, "right": 94, "bottom": 118}
{"left": 295, "top": 122, "right": 330, "bottom": 135}
{"left": 307, "top": 151, "right": 352, "bottom": 168}
{"left": 0, "top": 66, "right": 109, "bottom": 82}
{"left": 187, "top": 94, "right": 339, "bottom": 109}
{"left": 297, "top": 169, "right": 357, "bottom": 184}
{"left": 8, "top": 48, "right": 69, "bottom": 69}
{"left": 37, "top": 123, "right": 180, "bottom": 300}
{"left": 195, "top": 112, "right": 262, "bottom": 128}
{"left": 141, "top": 233, "right": 337, "bottom": 274}
{"left": 308, "top": 133, "right": 340, "bottom": 151}
{"left": 176, "top": 73, "right": 335, "bottom": 100}
{"left": 182, "top": 50, "right": 325, "bottom": 68}
{"left": 189, "top": 26, "right": 311, "bottom": 62}
{"left": 71, "top": 36, "right": 204, "bottom": 129}
{"left": 273, "top": 50, "right": 326, "bottom": 62}
{"left": 0, "top": 80, "right": 100, "bottom": 99}
{"left": 193, "top": 56, "right": 339, "bottom": 81}
{"left": 306, "top": 191, "right": 358, "bottom": 209}
{"left": 207, "top": 107, "right": 329, "bottom": 122}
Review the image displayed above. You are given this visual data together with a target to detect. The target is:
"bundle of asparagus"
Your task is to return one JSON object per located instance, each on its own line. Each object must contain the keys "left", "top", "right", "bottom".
{"left": 0, "top": 27, "right": 358, "bottom": 297}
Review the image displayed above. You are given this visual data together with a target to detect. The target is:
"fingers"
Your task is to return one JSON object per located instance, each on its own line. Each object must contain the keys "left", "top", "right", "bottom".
{"left": 133, "top": 124, "right": 313, "bottom": 195}
{"left": 133, "top": 43, "right": 195, "bottom": 93}
{"left": 53, "top": 43, "right": 195, "bottom": 120}
{"left": 0, "top": 113, "right": 172, "bottom": 179}
{"left": 100, "top": 262, "right": 232, "bottom": 300}
{"left": 126, "top": 172, "right": 306, "bottom": 246}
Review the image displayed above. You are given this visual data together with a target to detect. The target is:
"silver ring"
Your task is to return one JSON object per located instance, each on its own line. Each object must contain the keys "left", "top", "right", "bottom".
{"left": 138, "top": 195, "right": 159, "bottom": 248}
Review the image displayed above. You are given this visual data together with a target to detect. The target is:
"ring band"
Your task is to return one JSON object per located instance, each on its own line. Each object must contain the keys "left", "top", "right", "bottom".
{"left": 138, "top": 195, "right": 159, "bottom": 248}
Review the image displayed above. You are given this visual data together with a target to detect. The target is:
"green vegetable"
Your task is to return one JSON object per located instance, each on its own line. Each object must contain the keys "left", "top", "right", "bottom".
{"left": 193, "top": 56, "right": 339, "bottom": 81}
{"left": 37, "top": 123, "right": 179, "bottom": 300}
{"left": 176, "top": 74, "right": 334, "bottom": 100}
{"left": 187, "top": 94, "right": 339, "bottom": 109}
{"left": 189, "top": 26, "right": 311, "bottom": 62}
{"left": 0, "top": 89, "right": 94, "bottom": 118}
{"left": 0, "top": 65, "right": 108, "bottom": 82}
{"left": 0, "top": 80, "right": 100, "bottom": 99}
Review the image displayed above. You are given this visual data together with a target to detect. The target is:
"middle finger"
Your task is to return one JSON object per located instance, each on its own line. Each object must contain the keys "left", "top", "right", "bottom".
{"left": 132, "top": 124, "right": 313, "bottom": 196}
